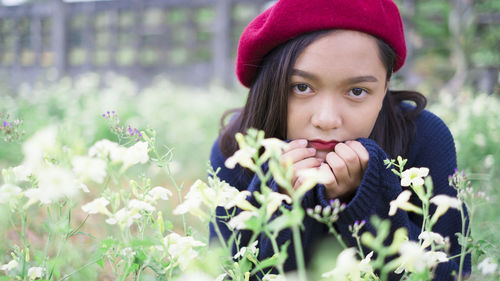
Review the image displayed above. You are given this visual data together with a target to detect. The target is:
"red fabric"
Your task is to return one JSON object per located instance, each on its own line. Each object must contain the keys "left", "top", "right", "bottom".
{"left": 236, "top": 0, "right": 406, "bottom": 88}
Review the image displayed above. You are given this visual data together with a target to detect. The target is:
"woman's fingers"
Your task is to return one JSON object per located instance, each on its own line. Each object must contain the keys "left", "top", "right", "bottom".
{"left": 345, "top": 140, "right": 369, "bottom": 171}
{"left": 281, "top": 140, "right": 316, "bottom": 165}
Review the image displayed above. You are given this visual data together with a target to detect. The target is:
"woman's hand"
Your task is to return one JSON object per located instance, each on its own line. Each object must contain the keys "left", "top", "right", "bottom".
{"left": 319, "top": 141, "right": 369, "bottom": 201}
{"left": 281, "top": 139, "right": 322, "bottom": 191}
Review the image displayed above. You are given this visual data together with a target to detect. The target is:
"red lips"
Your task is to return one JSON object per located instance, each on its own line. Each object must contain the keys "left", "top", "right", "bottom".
{"left": 308, "top": 139, "right": 339, "bottom": 151}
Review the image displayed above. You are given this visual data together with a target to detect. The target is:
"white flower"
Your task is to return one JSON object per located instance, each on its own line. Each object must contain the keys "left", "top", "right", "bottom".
{"left": 128, "top": 199, "right": 155, "bottom": 212}
{"left": 72, "top": 156, "right": 107, "bottom": 184}
{"left": 322, "top": 248, "right": 371, "bottom": 281}
{"left": 225, "top": 146, "right": 256, "bottom": 169}
{"left": 218, "top": 184, "right": 254, "bottom": 211}
{"left": 13, "top": 165, "right": 32, "bottom": 182}
{"left": 389, "top": 190, "right": 422, "bottom": 216}
{"left": 22, "top": 126, "right": 58, "bottom": 169}
{"left": 0, "top": 259, "right": 18, "bottom": 272}
{"left": 400, "top": 167, "right": 429, "bottom": 187}
{"left": 297, "top": 167, "right": 332, "bottom": 185}
{"left": 215, "top": 273, "right": 228, "bottom": 281}
{"left": 394, "top": 241, "right": 428, "bottom": 274}
{"left": 263, "top": 274, "right": 287, "bottom": 281}
{"left": 0, "top": 183, "right": 22, "bottom": 207}
{"left": 173, "top": 180, "right": 210, "bottom": 218}
{"left": 430, "top": 195, "right": 462, "bottom": 224}
{"left": 478, "top": 258, "right": 498, "bottom": 275}
{"left": 228, "top": 211, "right": 259, "bottom": 230}
{"left": 256, "top": 191, "right": 292, "bottom": 219}
{"left": 260, "top": 138, "right": 288, "bottom": 161}
{"left": 81, "top": 197, "right": 111, "bottom": 216}
{"left": 105, "top": 208, "right": 141, "bottom": 228}
{"left": 88, "top": 139, "right": 120, "bottom": 159}
{"left": 145, "top": 186, "right": 173, "bottom": 202}
{"left": 122, "top": 141, "right": 149, "bottom": 168}
{"left": 27, "top": 266, "right": 44, "bottom": 280}
{"left": 359, "top": 251, "right": 374, "bottom": 273}
{"left": 164, "top": 233, "right": 205, "bottom": 270}
{"left": 418, "top": 231, "right": 446, "bottom": 249}
{"left": 234, "top": 240, "right": 259, "bottom": 259}
{"left": 394, "top": 241, "right": 447, "bottom": 275}
{"left": 25, "top": 166, "right": 80, "bottom": 205}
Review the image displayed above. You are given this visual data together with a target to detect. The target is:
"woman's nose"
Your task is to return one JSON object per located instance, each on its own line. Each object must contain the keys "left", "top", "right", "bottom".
{"left": 310, "top": 98, "right": 342, "bottom": 130}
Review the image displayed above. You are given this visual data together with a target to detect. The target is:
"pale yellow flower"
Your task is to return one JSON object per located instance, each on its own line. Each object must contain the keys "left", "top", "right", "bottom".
{"left": 322, "top": 248, "right": 371, "bottom": 281}
{"left": 255, "top": 191, "right": 292, "bottom": 219}
{"left": 145, "top": 186, "right": 173, "bottom": 202}
{"left": 128, "top": 199, "right": 155, "bottom": 212}
{"left": 0, "top": 183, "right": 22, "bottom": 208}
{"left": 263, "top": 274, "right": 287, "bottom": 281}
{"left": 72, "top": 156, "right": 107, "bottom": 184}
{"left": 430, "top": 195, "right": 462, "bottom": 224}
{"left": 233, "top": 240, "right": 259, "bottom": 259}
{"left": 0, "top": 259, "right": 18, "bottom": 272}
{"left": 12, "top": 165, "right": 32, "bottom": 182}
{"left": 478, "top": 258, "right": 498, "bottom": 275}
{"left": 225, "top": 146, "right": 256, "bottom": 170}
{"left": 400, "top": 167, "right": 429, "bottom": 187}
{"left": 389, "top": 190, "right": 422, "bottom": 216}
{"left": 122, "top": 141, "right": 149, "bottom": 167}
{"left": 228, "top": 211, "right": 259, "bottom": 230}
{"left": 394, "top": 241, "right": 447, "bottom": 274}
{"left": 105, "top": 208, "right": 141, "bottom": 228}
{"left": 27, "top": 266, "right": 44, "bottom": 280}
{"left": 418, "top": 231, "right": 446, "bottom": 249}
{"left": 81, "top": 197, "right": 111, "bottom": 216}
{"left": 22, "top": 126, "right": 58, "bottom": 169}
{"left": 25, "top": 166, "right": 80, "bottom": 205}
{"left": 163, "top": 232, "right": 205, "bottom": 270}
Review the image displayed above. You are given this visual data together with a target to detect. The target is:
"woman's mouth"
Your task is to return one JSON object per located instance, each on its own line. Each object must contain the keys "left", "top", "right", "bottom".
{"left": 308, "top": 139, "right": 340, "bottom": 151}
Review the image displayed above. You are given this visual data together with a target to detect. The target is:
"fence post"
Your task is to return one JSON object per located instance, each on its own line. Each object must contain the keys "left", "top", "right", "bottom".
{"left": 213, "top": 0, "right": 232, "bottom": 87}
{"left": 52, "top": 0, "right": 66, "bottom": 77}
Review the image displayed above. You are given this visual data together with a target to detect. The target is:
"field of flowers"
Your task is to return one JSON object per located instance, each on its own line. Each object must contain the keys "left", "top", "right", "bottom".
{"left": 0, "top": 74, "right": 499, "bottom": 281}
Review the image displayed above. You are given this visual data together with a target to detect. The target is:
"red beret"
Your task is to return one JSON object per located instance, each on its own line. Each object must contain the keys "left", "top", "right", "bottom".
{"left": 236, "top": 0, "right": 406, "bottom": 88}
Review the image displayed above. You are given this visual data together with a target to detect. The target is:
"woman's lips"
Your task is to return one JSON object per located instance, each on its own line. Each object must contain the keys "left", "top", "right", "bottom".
{"left": 308, "top": 140, "right": 340, "bottom": 151}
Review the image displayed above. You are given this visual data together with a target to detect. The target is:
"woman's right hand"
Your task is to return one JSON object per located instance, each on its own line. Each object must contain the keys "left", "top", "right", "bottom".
{"left": 281, "top": 139, "right": 323, "bottom": 191}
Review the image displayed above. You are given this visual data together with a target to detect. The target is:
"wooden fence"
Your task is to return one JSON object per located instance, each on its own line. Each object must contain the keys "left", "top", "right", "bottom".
{"left": 0, "top": 0, "right": 270, "bottom": 88}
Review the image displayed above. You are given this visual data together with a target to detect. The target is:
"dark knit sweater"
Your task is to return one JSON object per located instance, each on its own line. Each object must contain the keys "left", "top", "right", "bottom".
{"left": 209, "top": 106, "right": 471, "bottom": 280}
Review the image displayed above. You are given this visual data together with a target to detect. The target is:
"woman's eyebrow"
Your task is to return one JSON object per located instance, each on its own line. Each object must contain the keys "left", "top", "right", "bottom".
{"left": 291, "top": 69, "right": 379, "bottom": 84}
{"left": 291, "top": 69, "right": 319, "bottom": 81}
{"left": 346, "top": 76, "right": 379, "bottom": 83}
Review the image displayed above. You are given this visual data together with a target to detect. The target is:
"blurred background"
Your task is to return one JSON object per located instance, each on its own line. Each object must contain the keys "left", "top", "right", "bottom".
{"left": 0, "top": 0, "right": 498, "bottom": 93}
{"left": 0, "top": 1, "right": 499, "bottom": 279}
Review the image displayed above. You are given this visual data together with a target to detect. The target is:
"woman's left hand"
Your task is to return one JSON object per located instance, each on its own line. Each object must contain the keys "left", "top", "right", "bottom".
{"left": 319, "top": 140, "right": 369, "bottom": 200}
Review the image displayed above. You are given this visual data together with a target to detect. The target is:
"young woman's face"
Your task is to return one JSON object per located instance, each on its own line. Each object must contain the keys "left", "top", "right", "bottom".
{"left": 286, "top": 30, "right": 388, "bottom": 160}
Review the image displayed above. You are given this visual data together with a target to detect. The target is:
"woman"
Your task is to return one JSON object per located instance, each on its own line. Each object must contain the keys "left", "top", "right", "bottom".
{"left": 209, "top": 0, "right": 471, "bottom": 279}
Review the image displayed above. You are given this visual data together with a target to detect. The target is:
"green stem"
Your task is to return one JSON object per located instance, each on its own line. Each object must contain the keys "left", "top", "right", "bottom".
{"left": 328, "top": 223, "right": 348, "bottom": 249}
{"left": 264, "top": 231, "right": 285, "bottom": 276}
{"left": 212, "top": 216, "right": 228, "bottom": 249}
{"left": 58, "top": 256, "right": 104, "bottom": 281}
{"left": 457, "top": 206, "right": 467, "bottom": 281}
{"left": 291, "top": 225, "right": 307, "bottom": 281}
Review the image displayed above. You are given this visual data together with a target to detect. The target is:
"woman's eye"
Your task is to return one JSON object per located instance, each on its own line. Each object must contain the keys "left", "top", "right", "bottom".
{"left": 349, "top": 87, "right": 367, "bottom": 97}
{"left": 292, "top": 83, "right": 312, "bottom": 94}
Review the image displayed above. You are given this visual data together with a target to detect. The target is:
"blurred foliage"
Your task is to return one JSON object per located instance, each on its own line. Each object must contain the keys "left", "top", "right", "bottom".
{"left": 430, "top": 91, "right": 500, "bottom": 267}
{"left": 0, "top": 73, "right": 245, "bottom": 182}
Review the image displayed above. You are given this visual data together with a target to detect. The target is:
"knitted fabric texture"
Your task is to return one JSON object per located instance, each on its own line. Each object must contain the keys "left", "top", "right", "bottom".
{"left": 209, "top": 105, "right": 471, "bottom": 280}
{"left": 236, "top": 0, "right": 406, "bottom": 88}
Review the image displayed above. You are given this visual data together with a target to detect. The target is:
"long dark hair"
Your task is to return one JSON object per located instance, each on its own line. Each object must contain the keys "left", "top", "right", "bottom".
{"left": 219, "top": 30, "right": 426, "bottom": 160}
